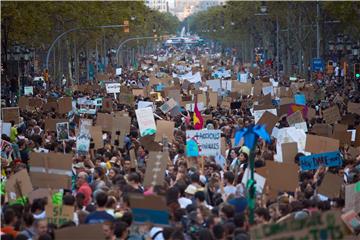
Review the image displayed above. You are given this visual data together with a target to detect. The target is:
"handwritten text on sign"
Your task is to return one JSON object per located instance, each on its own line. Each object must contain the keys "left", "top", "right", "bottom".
{"left": 299, "top": 151, "right": 342, "bottom": 171}
{"left": 186, "top": 130, "right": 221, "bottom": 157}
{"left": 105, "top": 83, "right": 121, "bottom": 94}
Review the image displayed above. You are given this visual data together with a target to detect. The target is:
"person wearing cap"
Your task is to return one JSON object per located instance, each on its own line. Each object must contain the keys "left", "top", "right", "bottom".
{"left": 77, "top": 171, "right": 92, "bottom": 207}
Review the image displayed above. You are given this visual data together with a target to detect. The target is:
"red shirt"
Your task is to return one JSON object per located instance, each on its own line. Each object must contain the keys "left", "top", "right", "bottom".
{"left": 78, "top": 182, "right": 92, "bottom": 206}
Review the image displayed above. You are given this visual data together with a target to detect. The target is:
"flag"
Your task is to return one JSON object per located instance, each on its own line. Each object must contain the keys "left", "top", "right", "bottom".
{"left": 193, "top": 101, "right": 203, "bottom": 130}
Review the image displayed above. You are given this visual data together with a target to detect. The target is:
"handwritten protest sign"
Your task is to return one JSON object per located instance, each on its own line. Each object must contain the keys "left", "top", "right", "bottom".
{"left": 5, "top": 169, "right": 33, "bottom": 202}
{"left": 299, "top": 151, "right": 342, "bottom": 171}
{"left": 2, "top": 107, "right": 20, "bottom": 124}
{"left": 347, "top": 102, "right": 360, "bottom": 116}
{"left": 322, "top": 105, "right": 341, "bottom": 124}
{"left": 344, "top": 181, "right": 360, "bottom": 214}
{"left": 129, "top": 194, "right": 169, "bottom": 226}
{"left": 253, "top": 109, "right": 277, "bottom": 124}
{"left": 105, "top": 83, "right": 120, "bottom": 94}
{"left": 250, "top": 210, "right": 348, "bottom": 240}
{"left": 135, "top": 107, "right": 156, "bottom": 137}
{"left": 186, "top": 130, "right": 221, "bottom": 157}
{"left": 143, "top": 152, "right": 168, "bottom": 188}
{"left": 317, "top": 173, "right": 343, "bottom": 198}
{"left": 160, "top": 98, "right": 177, "bottom": 114}
{"left": 46, "top": 204, "right": 74, "bottom": 226}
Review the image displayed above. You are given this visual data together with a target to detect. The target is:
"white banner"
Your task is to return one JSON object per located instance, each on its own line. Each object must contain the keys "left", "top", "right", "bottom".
{"left": 105, "top": 83, "right": 121, "bottom": 94}
{"left": 186, "top": 130, "right": 221, "bottom": 157}
{"left": 135, "top": 107, "right": 157, "bottom": 137}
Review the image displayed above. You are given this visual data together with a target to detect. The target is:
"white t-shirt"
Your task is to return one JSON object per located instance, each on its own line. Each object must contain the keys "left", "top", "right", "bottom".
{"left": 178, "top": 197, "right": 192, "bottom": 209}
{"left": 223, "top": 185, "right": 237, "bottom": 196}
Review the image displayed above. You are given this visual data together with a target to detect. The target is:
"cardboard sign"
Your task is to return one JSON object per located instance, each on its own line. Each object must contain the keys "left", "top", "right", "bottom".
{"left": 45, "top": 118, "right": 67, "bottom": 132}
{"left": 155, "top": 120, "right": 175, "bottom": 142}
{"left": 341, "top": 210, "right": 360, "bottom": 234}
{"left": 250, "top": 211, "right": 348, "bottom": 240}
{"left": 281, "top": 142, "right": 298, "bottom": 164}
{"left": 160, "top": 98, "right": 177, "bottom": 114}
{"left": 135, "top": 107, "right": 156, "bottom": 137}
{"left": 29, "top": 152, "right": 72, "bottom": 189}
{"left": 28, "top": 188, "right": 50, "bottom": 204}
{"left": 118, "top": 93, "right": 134, "bottom": 106}
{"left": 56, "top": 122, "right": 69, "bottom": 141}
{"left": 2, "top": 107, "right": 20, "bottom": 124}
{"left": 105, "top": 83, "right": 121, "bottom": 94}
{"left": 129, "top": 194, "right": 169, "bottom": 226}
{"left": 137, "top": 101, "right": 154, "bottom": 109}
{"left": 76, "top": 135, "right": 90, "bottom": 155}
{"left": 132, "top": 88, "right": 145, "bottom": 97}
{"left": 58, "top": 97, "right": 72, "bottom": 114}
{"left": 347, "top": 102, "right": 360, "bottom": 116}
{"left": 96, "top": 113, "right": 113, "bottom": 132}
{"left": 253, "top": 109, "right": 277, "bottom": 124}
{"left": 317, "top": 173, "right": 343, "bottom": 198}
{"left": 299, "top": 151, "right": 342, "bottom": 171}
{"left": 90, "top": 126, "right": 103, "bottom": 149}
{"left": 257, "top": 161, "right": 298, "bottom": 199}
{"left": 46, "top": 204, "right": 74, "bottom": 226}
{"left": 143, "top": 152, "right": 168, "bottom": 188}
{"left": 208, "top": 91, "right": 218, "bottom": 107}
{"left": 54, "top": 224, "right": 104, "bottom": 240}
{"left": 344, "top": 181, "right": 360, "bottom": 214}
{"left": 287, "top": 110, "right": 304, "bottom": 126}
{"left": 5, "top": 169, "right": 33, "bottom": 202}
{"left": 322, "top": 105, "right": 341, "bottom": 124}
{"left": 288, "top": 104, "right": 308, "bottom": 119}
{"left": 1, "top": 121, "right": 11, "bottom": 137}
{"left": 139, "top": 135, "right": 161, "bottom": 152}
{"left": 305, "top": 134, "right": 340, "bottom": 154}
{"left": 232, "top": 82, "right": 252, "bottom": 96}
{"left": 332, "top": 131, "right": 352, "bottom": 146}
{"left": 311, "top": 124, "right": 332, "bottom": 137}
{"left": 186, "top": 130, "right": 221, "bottom": 157}
{"left": 256, "top": 111, "right": 278, "bottom": 135}
{"left": 101, "top": 97, "right": 113, "bottom": 113}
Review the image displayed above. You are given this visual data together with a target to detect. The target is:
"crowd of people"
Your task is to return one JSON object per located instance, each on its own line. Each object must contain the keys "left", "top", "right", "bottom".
{"left": 1, "top": 43, "right": 360, "bottom": 240}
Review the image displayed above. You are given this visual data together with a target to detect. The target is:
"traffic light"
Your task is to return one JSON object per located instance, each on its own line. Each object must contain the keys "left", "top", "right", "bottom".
{"left": 355, "top": 63, "right": 360, "bottom": 80}
{"left": 123, "top": 20, "right": 129, "bottom": 33}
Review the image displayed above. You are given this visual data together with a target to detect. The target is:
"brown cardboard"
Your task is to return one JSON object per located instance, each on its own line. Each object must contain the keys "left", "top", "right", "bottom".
{"left": 340, "top": 114, "right": 356, "bottom": 126}
{"left": 96, "top": 113, "right": 113, "bottom": 132}
{"left": 57, "top": 97, "right": 72, "bottom": 114}
{"left": 348, "top": 146, "right": 360, "bottom": 159}
{"left": 280, "top": 98, "right": 294, "bottom": 105}
{"left": 155, "top": 120, "right": 175, "bottom": 142}
{"left": 90, "top": 126, "right": 103, "bottom": 149}
{"left": 208, "top": 91, "right": 218, "bottom": 107}
{"left": 322, "top": 105, "right": 341, "bottom": 124}
{"left": 118, "top": 93, "right": 134, "bottom": 106}
{"left": 305, "top": 134, "right": 340, "bottom": 154}
{"left": 43, "top": 101, "right": 59, "bottom": 112}
{"left": 341, "top": 210, "right": 360, "bottom": 234}
{"left": 257, "top": 111, "right": 278, "bottom": 135}
{"left": 54, "top": 224, "right": 104, "bottom": 240}
{"left": 129, "top": 149, "right": 137, "bottom": 169}
{"left": 45, "top": 118, "right": 67, "bottom": 132}
{"left": 311, "top": 124, "right": 332, "bottom": 137}
{"left": 111, "top": 115, "right": 131, "bottom": 145}
{"left": 232, "top": 82, "right": 252, "bottom": 96}
{"left": 102, "top": 97, "right": 113, "bottom": 113}
{"left": 143, "top": 152, "right": 168, "bottom": 188}
{"left": 139, "top": 135, "right": 161, "bottom": 151}
{"left": 18, "top": 96, "right": 29, "bottom": 110}
{"left": 253, "top": 81, "right": 263, "bottom": 96}
{"left": 347, "top": 102, "right": 360, "bottom": 115}
{"left": 28, "top": 188, "right": 50, "bottom": 204}
{"left": 259, "top": 161, "right": 299, "bottom": 199}
{"left": 281, "top": 142, "right": 298, "bottom": 164}
{"left": 2, "top": 107, "right": 20, "bottom": 124}
{"left": 307, "top": 107, "right": 316, "bottom": 120}
{"left": 95, "top": 73, "right": 109, "bottom": 81}
{"left": 332, "top": 131, "right": 352, "bottom": 146}
{"left": 132, "top": 88, "right": 145, "bottom": 97}
{"left": 29, "top": 152, "right": 73, "bottom": 189}
{"left": 129, "top": 192, "right": 167, "bottom": 211}
{"left": 333, "top": 124, "right": 348, "bottom": 133}
{"left": 317, "top": 173, "right": 343, "bottom": 198}
{"left": 5, "top": 169, "right": 33, "bottom": 202}
{"left": 287, "top": 111, "right": 304, "bottom": 126}
{"left": 167, "top": 89, "right": 182, "bottom": 104}
{"left": 355, "top": 126, "right": 360, "bottom": 147}
{"left": 46, "top": 204, "right": 74, "bottom": 226}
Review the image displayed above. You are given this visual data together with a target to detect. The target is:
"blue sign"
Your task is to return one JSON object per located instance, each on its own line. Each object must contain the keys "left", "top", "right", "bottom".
{"left": 311, "top": 58, "right": 325, "bottom": 72}
{"left": 186, "top": 139, "right": 199, "bottom": 157}
{"left": 294, "top": 94, "right": 306, "bottom": 106}
{"left": 299, "top": 151, "right": 342, "bottom": 171}
{"left": 132, "top": 208, "right": 169, "bottom": 226}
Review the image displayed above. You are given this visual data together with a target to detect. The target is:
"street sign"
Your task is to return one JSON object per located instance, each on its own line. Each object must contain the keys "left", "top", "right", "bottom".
{"left": 311, "top": 58, "right": 324, "bottom": 72}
